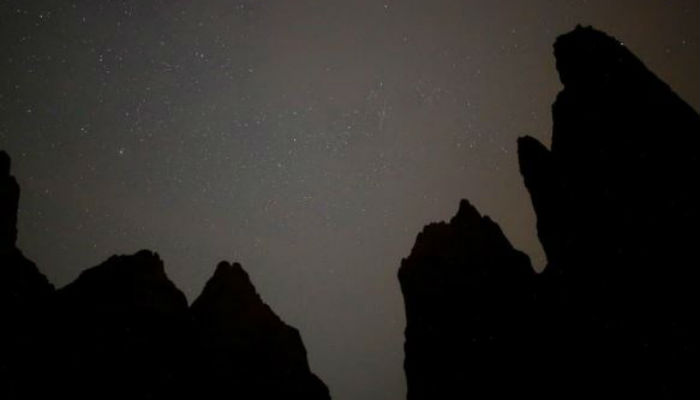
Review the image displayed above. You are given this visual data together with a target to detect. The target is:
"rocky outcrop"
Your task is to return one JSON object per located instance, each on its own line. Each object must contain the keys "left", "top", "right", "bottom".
{"left": 400, "top": 26, "right": 700, "bottom": 399}
{"left": 0, "top": 151, "right": 54, "bottom": 309}
{"left": 520, "top": 26, "right": 700, "bottom": 399}
{"left": 0, "top": 151, "right": 55, "bottom": 399}
{"left": 44, "top": 251, "right": 193, "bottom": 400}
{"left": 191, "top": 261, "right": 330, "bottom": 400}
{"left": 0, "top": 151, "right": 329, "bottom": 399}
{"left": 398, "top": 200, "right": 536, "bottom": 399}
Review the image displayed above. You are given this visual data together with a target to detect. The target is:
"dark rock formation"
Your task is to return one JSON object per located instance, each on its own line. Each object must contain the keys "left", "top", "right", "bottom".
{"left": 0, "top": 151, "right": 55, "bottom": 399}
{"left": 0, "top": 151, "right": 54, "bottom": 308}
{"left": 45, "top": 250, "right": 193, "bottom": 400}
{"left": 0, "top": 151, "right": 329, "bottom": 399}
{"left": 191, "top": 261, "right": 330, "bottom": 400}
{"left": 400, "top": 26, "right": 700, "bottom": 399}
{"left": 520, "top": 26, "right": 700, "bottom": 399}
{"left": 399, "top": 200, "right": 536, "bottom": 399}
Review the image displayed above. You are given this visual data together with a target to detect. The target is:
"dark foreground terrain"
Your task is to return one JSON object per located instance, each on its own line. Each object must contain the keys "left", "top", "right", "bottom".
{"left": 400, "top": 26, "right": 700, "bottom": 399}
{"left": 2, "top": 26, "right": 698, "bottom": 399}
{"left": 1, "top": 154, "right": 329, "bottom": 399}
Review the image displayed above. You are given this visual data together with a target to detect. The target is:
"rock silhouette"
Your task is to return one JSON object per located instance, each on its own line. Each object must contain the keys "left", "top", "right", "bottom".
{"left": 3, "top": 24, "right": 698, "bottom": 400}
{"left": 0, "top": 152, "right": 54, "bottom": 310}
{"left": 191, "top": 261, "right": 330, "bottom": 399}
{"left": 45, "top": 250, "right": 194, "bottom": 400}
{"left": 0, "top": 151, "right": 55, "bottom": 399}
{"left": 0, "top": 152, "right": 329, "bottom": 399}
{"left": 398, "top": 199, "right": 537, "bottom": 399}
{"left": 400, "top": 26, "right": 700, "bottom": 399}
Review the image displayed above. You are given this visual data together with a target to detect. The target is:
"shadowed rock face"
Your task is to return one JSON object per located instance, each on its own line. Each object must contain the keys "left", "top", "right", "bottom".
{"left": 522, "top": 26, "right": 700, "bottom": 399}
{"left": 0, "top": 151, "right": 329, "bottom": 399}
{"left": 46, "top": 251, "right": 193, "bottom": 400}
{"left": 400, "top": 26, "right": 700, "bottom": 399}
{"left": 192, "top": 261, "right": 330, "bottom": 400}
{"left": 0, "top": 151, "right": 53, "bottom": 307}
{"left": 399, "top": 200, "right": 536, "bottom": 399}
{"left": 0, "top": 151, "right": 55, "bottom": 399}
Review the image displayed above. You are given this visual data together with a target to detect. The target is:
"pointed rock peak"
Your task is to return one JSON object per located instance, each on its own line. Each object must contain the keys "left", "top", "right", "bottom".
{"left": 450, "top": 199, "right": 489, "bottom": 229}
{"left": 450, "top": 198, "right": 483, "bottom": 226}
{"left": 215, "top": 260, "right": 233, "bottom": 272}
{"left": 193, "top": 265, "right": 330, "bottom": 400}
{"left": 133, "top": 249, "right": 163, "bottom": 266}
{"left": 207, "top": 260, "right": 256, "bottom": 292}
{"left": 194, "top": 261, "right": 262, "bottom": 307}
{"left": 213, "top": 260, "right": 247, "bottom": 279}
{"left": 192, "top": 261, "right": 285, "bottom": 334}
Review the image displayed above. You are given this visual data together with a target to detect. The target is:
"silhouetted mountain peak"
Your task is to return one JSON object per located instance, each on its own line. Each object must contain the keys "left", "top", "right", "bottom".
{"left": 399, "top": 199, "right": 535, "bottom": 399}
{"left": 1, "top": 148, "right": 331, "bottom": 398}
{"left": 450, "top": 198, "right": 481, "bottom": 225}
{"left": 403, "top": 199, "right": 531, "bottom": 276}
{"left": 73, "top": 249, "right": 165, "bottom": 283}
{"left": 211, "top": 260, "right": 254, "bottom": 290}
{"left": 192, "top": 261, "right": 284, "bottom": 333}
{"left": 59, "top": 249, "right": 189, "bottom": 315}
{"left": 191, "top": 261, "right": 331, "bottom": 399}
{"left": 214, "top": 260, "right": 242, "bottom": 273}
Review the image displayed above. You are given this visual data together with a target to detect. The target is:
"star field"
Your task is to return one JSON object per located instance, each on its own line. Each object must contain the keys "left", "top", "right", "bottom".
{"left": 1, "top": 1, "right": 698, "bottom": 399}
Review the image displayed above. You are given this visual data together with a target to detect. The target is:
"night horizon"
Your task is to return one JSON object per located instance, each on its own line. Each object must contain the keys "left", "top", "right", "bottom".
{"left": 1, "top": 1, "right": 699, "bottom": 399}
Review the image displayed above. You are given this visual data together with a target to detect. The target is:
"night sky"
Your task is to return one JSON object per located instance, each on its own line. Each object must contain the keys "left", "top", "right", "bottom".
{"left": 1, "top": 1, "right": 698, "bottom": 399}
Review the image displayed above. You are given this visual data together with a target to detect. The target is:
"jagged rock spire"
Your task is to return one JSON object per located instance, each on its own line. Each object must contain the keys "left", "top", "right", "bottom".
{"left": 0, "top": 149, "right": 330, "bottom": 399}
{"left": 401, "top": 25, "right": 700, "bottom": 399}
{"left": 192, "top": 260, "right": 331, "bottom": 400}
{"left": 398, "top": 200, "right": 536, "bottom": 399}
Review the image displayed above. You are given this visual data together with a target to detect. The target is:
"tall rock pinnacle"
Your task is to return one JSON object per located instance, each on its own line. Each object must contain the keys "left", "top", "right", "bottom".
{"left": 0, "top": 151, "right": 54, "bottom": 400}
{"left": 400, "top": 26, "right": 700, "bottom": 399}
{"left": 519, "top": 25, "right": 700, "bottom": 398}
{"left": 398, "top": 200, "right": 536, "bottom": 399}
